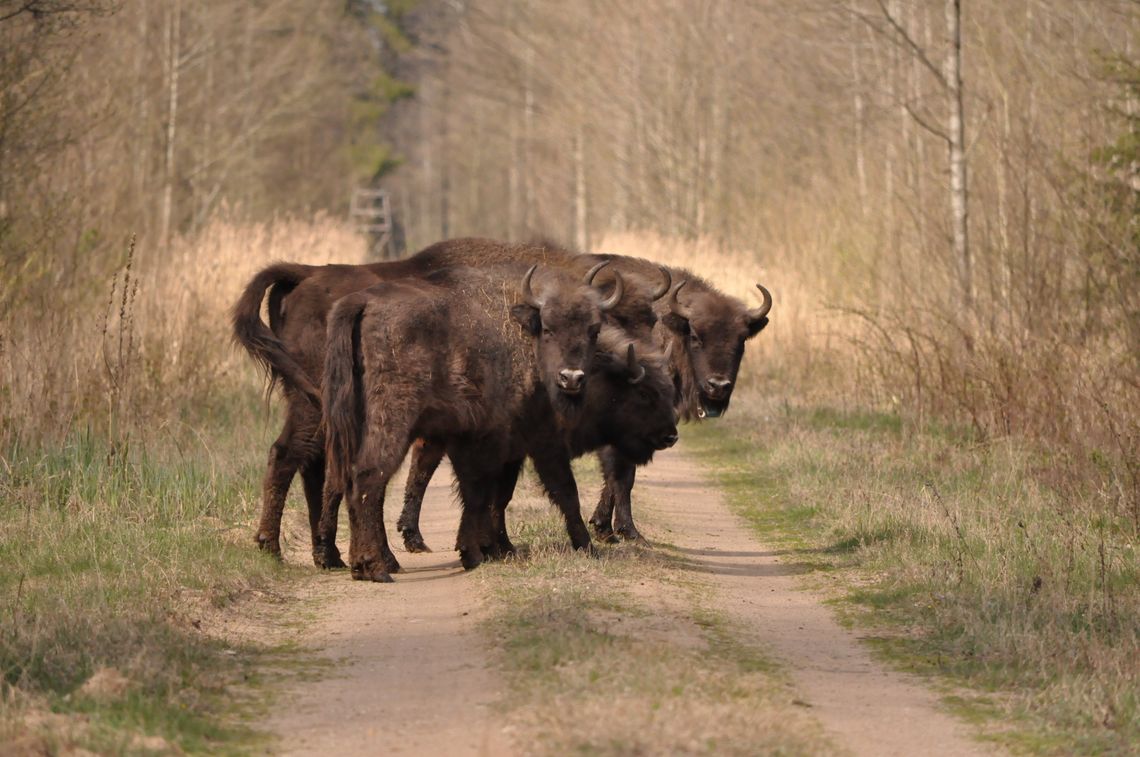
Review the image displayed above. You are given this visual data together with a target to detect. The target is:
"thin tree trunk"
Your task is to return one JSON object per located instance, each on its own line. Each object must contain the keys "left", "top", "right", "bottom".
{"left": 440, "top": 73, "right": 450, "bottom": 240}
{"left": 574, "top": 123, "right": 588, "bottom": 251}
{"left": 850, "top": 4, "right": 868, "bottom": 218}
{"left": 523, "top": 45, "right": 534, "bottom": 234}
{"left": 945, "top": 0, "right": 971, "bottom": 310}
{"left": 160, "top": 0, "right": 181, "bottom": 250}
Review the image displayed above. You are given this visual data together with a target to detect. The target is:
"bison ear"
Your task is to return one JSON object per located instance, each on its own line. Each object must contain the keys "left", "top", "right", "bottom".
{"left": 510, "top": 303, "right": 541, "bottom": 336}
{"left": 746, "top": 315, "right": 769, "bottom": 337}
{"left": 661, "top": 312, "right": 689, "bottom": 335}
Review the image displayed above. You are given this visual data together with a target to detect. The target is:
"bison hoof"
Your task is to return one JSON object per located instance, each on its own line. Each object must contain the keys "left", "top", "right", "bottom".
{"left": 402, "top": 531, "right": 432, "bottom": 553}
{"left": 588, "top": 518, "right": 619, "bottom": 544}
{"left": 256, "top": 533, "right": 283, "bottom": 558}
{"left": 313, "top": 545, "right": 347, "bottom": 570}
{"left": 458, "top": 548, "right": 484, "bottom": 571}
{"left": 615, "top": 524, "right": 643, "bottom": 541}
{"left": 383, "top": 553, "right": 403, "bottom": 574}
{"left": 351, "top": 562, "right": 394, "bottom": 583}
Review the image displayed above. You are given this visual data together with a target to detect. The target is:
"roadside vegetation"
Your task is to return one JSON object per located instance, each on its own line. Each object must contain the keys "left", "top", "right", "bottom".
{"left": 684, "top": 396, "right": 1139, "bottom": 755}
{"left": 1, "top": 221, "right": 368, "bottom": 752}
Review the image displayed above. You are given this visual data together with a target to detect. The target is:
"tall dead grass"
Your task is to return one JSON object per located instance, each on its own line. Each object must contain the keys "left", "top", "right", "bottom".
{"left": 602, "top": 228, "right": 1139, "bottom": 538}
{"left": 0, "top": 214, "right": 368, "bottom": 443}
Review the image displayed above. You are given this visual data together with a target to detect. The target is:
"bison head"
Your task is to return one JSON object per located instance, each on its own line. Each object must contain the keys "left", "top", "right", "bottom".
{"left": 586, "top": 336, "right": 678, "bottom": 464}
{"left": 660, "top": 279, "right": 772, "bottom": 419}
{"left": 510, "top": 263, "right": 623, "bottom": 419}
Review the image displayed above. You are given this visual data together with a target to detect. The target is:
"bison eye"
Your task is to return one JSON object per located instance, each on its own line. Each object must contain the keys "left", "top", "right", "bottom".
{"left": 689, "top": 331, "right": 702, "bottom": 348}
{"left": 587, "top": 324, "right": 600, "bottom": 341}
{"left": 542, "top": 326, "right": 554, "bottom": 337}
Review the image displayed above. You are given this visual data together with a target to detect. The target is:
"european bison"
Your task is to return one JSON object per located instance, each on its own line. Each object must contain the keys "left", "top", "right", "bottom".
{"left": 392, "top": 325, "right": 679, "bottom": 559}
{"left": 230, "top": 239, "right": 666, "bottom": 563}
{"left": 389, "top": 245, "right": 773, "bottom": 546}
{"left": 317, "top": 264, "right": 672, "bottom": 579}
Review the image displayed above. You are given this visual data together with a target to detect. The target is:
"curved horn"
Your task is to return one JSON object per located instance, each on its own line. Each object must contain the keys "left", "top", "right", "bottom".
{"left": 597, "top": 270, "right": 624, "bottom": 312}
{"left": 583, "top": 259, "right": 610, "bottom": 285}
{"left": 662, "top": 338, "right": 674, "bottom": 365}
{"left": 626, "top": 344, "right": 646, "bottom": 384}
{"left": 747, "top": 283, "right": 773, "bottom": 321}
{"left": 651, "top": 265, "right": 672, "bottom": 301}
{"left": 521, "top": 264, "right": 542, "bottom": 308}
{"left": 668, "top": 280, "right": 693, "bottom": 320}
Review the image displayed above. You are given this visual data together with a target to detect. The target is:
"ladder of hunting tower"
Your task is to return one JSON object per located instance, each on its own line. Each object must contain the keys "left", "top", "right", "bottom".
{"left": 351, "top": 188, "right": 392, "bottom": 259}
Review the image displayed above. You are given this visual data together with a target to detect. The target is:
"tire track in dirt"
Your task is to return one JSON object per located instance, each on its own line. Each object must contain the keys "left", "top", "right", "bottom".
{"left": 263, "top": 459, "right": 511, "bottom": 756}
{"left": 636, "top": 444, "right": 997, "bottom": 757}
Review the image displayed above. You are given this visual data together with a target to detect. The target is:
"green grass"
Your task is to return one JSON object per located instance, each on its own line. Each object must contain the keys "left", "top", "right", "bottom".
{"left": 684, "top": 397, "right": 1140, "bottom": 755}
{"left": 0, "top": 392, "right": 299, "bottom": 754}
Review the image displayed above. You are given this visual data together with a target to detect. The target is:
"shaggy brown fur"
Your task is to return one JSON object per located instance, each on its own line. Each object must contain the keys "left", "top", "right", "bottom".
{"left": 395, "top": 322, "right": 679, "bottom": 557}
{"left": 392, "top": 248, "right": 773, "bottom": 546}
{"left": 230, "top": 238, "right": 662, "bottom": 564}
{"left": 318, "top": 264, "right": 635, "bottom": 580}
{"left": 569, "top": 254, "right": 770, "bottom": 541}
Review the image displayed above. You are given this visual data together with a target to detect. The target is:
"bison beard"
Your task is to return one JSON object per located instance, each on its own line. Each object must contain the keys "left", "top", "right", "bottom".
{"left": 318, "top": 265, "right": 624, "bottom": 581}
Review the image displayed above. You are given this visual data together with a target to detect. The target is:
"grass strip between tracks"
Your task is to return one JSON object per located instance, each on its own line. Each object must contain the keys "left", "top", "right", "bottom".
{"left": 478, "top": 461, "right": 833, "bottom": 756}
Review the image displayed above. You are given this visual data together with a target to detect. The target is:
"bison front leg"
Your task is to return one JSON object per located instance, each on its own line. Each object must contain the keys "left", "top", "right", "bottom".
{"left": 589, "top": 447, "right": 620, "bottom": 543}
{"left": 531, "top": 446, "right": 594, "bottom": 554}
{"left": 396, "top": 438, "right": 445, "bottom": 553}
{"left": 487, "top": 459, "right": 523, "bottom": 559}
{"left": 605, "top": 451, "right": 642, "bottom": 541}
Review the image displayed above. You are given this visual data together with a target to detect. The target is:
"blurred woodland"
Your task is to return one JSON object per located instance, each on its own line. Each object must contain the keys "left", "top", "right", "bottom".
{"left": 1, "top": 0, "right": 1137, "bottom": 519}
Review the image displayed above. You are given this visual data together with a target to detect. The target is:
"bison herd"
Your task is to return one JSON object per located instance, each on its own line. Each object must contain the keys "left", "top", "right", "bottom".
{"left": 231, "top": 237, "right": 771, "bottom": 582}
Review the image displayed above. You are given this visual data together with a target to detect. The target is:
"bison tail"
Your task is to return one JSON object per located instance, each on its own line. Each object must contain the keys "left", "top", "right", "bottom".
{"left": 230, "top": 262, "right": 320, "bottom": 405}
{"left": 323, "top": 293, "right": 369, "bottom": 491}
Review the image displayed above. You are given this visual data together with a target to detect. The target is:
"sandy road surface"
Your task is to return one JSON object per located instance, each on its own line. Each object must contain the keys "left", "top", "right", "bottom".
{"left": 263, "top": 459, "right": 511, "bottom": 756}
{"left": 637, "top": 446, "right": 995, "bottom": 757}
{"left": 262, "top": 445, "right": 994, "bottom": 756}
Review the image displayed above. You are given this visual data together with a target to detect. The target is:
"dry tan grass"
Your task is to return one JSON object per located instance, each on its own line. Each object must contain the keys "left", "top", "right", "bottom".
{"left": 0, "top": 214, "right": 368, "bottom": 441}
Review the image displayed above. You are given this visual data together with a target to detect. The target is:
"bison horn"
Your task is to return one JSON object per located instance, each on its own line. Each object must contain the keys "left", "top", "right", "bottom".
{"left": 652, "top": 265, "right": 672, "bottom": 301}
{"left": 598, "top": 271, "right": 624, "bottom": 312}
{"left": 662, "top": 339, "right": 674, "bottom": 364}
{"left": 747, "top": 283, "right": 773, "bottom": 321}
{"left": 583, "top": 260, "right": 610, "bottom": 285}
{"left": 626, "top": 344, "right": 646, "bottom": 384}
{"left": 521, "top": 264, "right": 542, "bottom": 308}
{"left": 668, "top": 280, "right": 693, "bottom": 320}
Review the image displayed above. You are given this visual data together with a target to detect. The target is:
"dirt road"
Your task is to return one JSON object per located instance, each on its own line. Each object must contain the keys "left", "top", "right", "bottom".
{"left": 264, "top": 459, "right": 511, "bottom": 755}
{"left": 262, "top": 445, "right": 993, "bottom": 756}
{"left": 637, "top": 448, "right": 993, "bottom": 757}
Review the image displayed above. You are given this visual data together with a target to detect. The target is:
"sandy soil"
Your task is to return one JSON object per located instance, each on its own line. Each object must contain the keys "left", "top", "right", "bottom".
{"left": 261, "top": 445, "right": 996, "bottom": 756}
{"left": 637, "top": 446, "right": 996, "bottom": 757}
{"left": 262, "top": 459, "right": 511, "bottom": 756}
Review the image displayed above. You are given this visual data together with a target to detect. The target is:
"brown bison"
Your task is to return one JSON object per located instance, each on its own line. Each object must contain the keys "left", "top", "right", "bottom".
{"left": 390, "top": 248, "right": 773, "bottom": 547}
{"left": 231, "top": 239, "right": 666, "bottom": 564}
{"left": 317, "top": 264, "right": 674, "bottom": 579}
{"left": 390, "top": 324, "right": 679, "bottom": 560}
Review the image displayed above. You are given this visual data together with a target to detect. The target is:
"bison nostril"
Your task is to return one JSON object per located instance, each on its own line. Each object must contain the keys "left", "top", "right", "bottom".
{"left": 705, "top": 378, "right": 732, "bottom": 395}
{"left": 558, "top": 369, "right": 585, "bottom": 390}
{"left": 664, "top": 433, "right": 678, "bottom": 447}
